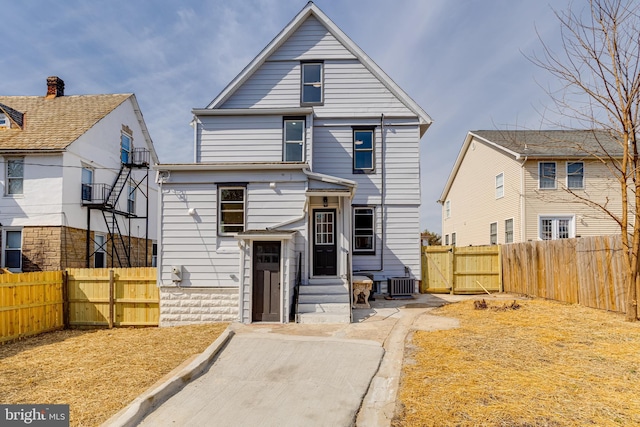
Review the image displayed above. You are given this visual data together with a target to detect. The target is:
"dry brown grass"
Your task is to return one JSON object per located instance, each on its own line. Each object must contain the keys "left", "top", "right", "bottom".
{"left": 0, "top": 323, "right": 228, "bottom": 426}
{"left": 393, "top": 299, "right": 640, "bottom": 427}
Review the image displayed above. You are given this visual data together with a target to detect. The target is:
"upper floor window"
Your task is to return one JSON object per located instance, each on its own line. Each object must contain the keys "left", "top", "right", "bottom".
{"left": 121, "top": 132, "right": 132, "bottom": 164}
{"left": 539, "top": 162, "right": 556, "bottom": 189}
{"left": 284, "top": 118, "right": 304, "bottom": 161}
{"left": 445, "top": 200, "right": 451, "bottom": 218}
{"left": 6, "top": 158, "right": 24, "bottom": 195}
{"left": 0, "top": 113, "right": 8, "bottom": 129}
{"left": 301, "top": 62, "right": 323, "bottom": 105}
{"left": 127, "top": 182, "right": 136, "bottom": 214}
{"left": 496, "top": 173, "right": 504, "bottom": 198}
{"left": 82, "top": 167, "right": 93, "bottom": 201}
{"left": 490, "top": 222, "right": 498, "bottom": 245}
{"left": 354, "top": 207, "right": 375, "bottom": 254}
{"left": 353, "top": 128, "right": 374, "bottom": 173}
{"left": 218, "top": 186, "right": 245, "bottom": 235}
{"left": 567, "top": 162, "right": 584, "bottom": 189}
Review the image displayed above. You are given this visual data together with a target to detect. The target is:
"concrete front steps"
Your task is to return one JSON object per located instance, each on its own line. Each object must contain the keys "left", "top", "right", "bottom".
{"left": 296, "top": 281, "right": 351, "bottom": 324}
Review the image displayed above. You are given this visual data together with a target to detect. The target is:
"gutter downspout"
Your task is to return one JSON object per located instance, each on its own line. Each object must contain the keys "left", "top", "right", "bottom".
{"left": 354, "top": 114, "right": 386, "bottom": 275}
{"left": 266, "top": 200, "right": 309, "bottom": 230}
{"left": 520, "top": 156, "right": 528, "bottom": 242}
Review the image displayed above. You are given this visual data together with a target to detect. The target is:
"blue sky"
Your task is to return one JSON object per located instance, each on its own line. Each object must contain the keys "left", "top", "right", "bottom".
{"left": 2, "top": 0, "right": 566, "bottom": 233}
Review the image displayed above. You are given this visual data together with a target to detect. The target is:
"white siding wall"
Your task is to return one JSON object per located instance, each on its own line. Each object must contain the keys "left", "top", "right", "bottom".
{"left": 442, "top": 137, "right": 522, "bottom": 246}
{"left": 523, "top": 159, "right": 622, "bottom": 240}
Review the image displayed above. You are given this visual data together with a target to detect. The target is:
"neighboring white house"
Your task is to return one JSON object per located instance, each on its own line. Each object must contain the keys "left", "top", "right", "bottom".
{"left": 0, "top": 76, "right": 159, "bottom": 271}
{"left": 440, "top": 130, "right": 622, "bottom": 246}
{"left": 155, "top": 2, "right": 432, "bottom": 325}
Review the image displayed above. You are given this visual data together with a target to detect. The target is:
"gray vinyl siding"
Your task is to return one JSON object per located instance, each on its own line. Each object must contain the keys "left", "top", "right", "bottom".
{"left": 197, "top": 115, "right": 282, "bottom": 162}
{"left": 159, "top": 170, "right": 308, "bottom": 288}
{"left": 269, "top": 16, "right": 356, "bottom": 61}
{"left": 384, "top": 205, "right": 421, "bottom": 281}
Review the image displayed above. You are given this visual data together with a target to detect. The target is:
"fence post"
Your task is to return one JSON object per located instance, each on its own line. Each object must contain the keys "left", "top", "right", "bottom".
{"left": 62, "top": 270, "right": 69, "bottom": 329}
{"left": 109, "top": 269, "right": 114, "bottom": 329}
{"left": 449, "top": 247, "right": 455, "bottom": 295}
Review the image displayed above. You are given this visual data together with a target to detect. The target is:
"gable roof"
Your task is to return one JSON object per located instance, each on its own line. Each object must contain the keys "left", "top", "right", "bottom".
{"left": 204, "top": 1, "right": 432, "bottom": 136}
{"left": 0, "top": 102, "right": 25, "bottom": 128}
{"left": 439, "top": 129, "right": 622, "bottom": 203}
{"left": 0, "top": 94, "right": 132, "bottom": 152}
{"left": 471, "top": 130, "right": 622, "bottom": 158}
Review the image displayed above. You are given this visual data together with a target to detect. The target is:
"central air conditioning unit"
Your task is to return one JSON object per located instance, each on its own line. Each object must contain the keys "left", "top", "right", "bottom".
{"left": 388, "top": 277, "right": 415, "bottom": 297}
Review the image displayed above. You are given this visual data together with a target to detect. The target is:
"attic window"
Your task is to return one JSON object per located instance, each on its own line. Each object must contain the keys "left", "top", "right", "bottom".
{"left": 0, "top": 114, "right": 8, "bottom": 129}
{"left": 301, "top": 62, "right": 323, "bottom": 105}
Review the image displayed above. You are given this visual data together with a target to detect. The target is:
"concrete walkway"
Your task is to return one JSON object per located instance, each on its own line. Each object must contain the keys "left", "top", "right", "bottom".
{"left": 104, "top": 292, "right": 514, "bottom": 427}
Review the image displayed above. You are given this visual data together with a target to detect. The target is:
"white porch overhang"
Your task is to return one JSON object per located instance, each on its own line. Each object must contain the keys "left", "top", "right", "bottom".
{"left": 234, "top": 229, "right": 297, "bottom": 241}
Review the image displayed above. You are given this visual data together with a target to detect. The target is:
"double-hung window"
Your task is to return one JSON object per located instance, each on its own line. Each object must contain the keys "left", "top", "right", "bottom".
{"left": 505, "top": 218, "right": 514, "bottom": 243}
{"left": 284, "top": 118, "right": 304, "bottom": 161}
{"left": 354, "top": 207, "right": 375, "bottom": 254}
{"left": 94, "top": 234, "right": 106, "bottom": 268}
{"left": 539, "top": 162, "right": 556, "bottom": 189}
{"left": 127, "top": 182, "right": 136, "bottom": 214}
{"left": 301, "top": 62, "right": 323, "bottom": 105}
{"left": 3, "top": 229, "right": 22, "bottom": 271}
{"left": 445, "top": 200, "right": 451, "bottom": 218}
{"left": 121, "top": 132, "right": 132, "bottom": 164}
{"left": 496, "top": 173, "right": 504, "bottom": 198}
{"left": 451, "top": 232, "right": 457, "bottom": 246}
{"left": 6, "top": 158, "right": 24, "bottom": 195}
{"left": 490, "top": 222, "right": 498, "bottom": 245}
{"left": 353, "top": 128, "right": 374, "bottom": 173}
{"left": 218, "top": 186, "right": 245, "bottom": 235}
{"left": 567, "top": 162, "right": 584, "bottom": 189}
{"left": 445, "top": 234, "right": 449, "bottom": 245}
{"left": 82, "top": 167, "right": 93, "bottom": 202}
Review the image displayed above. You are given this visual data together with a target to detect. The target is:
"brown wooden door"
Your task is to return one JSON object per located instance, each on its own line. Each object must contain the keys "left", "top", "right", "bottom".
{"left": 252, "top": 241, "right": 281, "bottom": 322}
{"left": 313, "top": 209, "right": 337, "bottom": 276}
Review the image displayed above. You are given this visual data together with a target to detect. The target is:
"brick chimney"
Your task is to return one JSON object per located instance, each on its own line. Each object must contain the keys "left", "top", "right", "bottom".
{"left": 46, "top": 76, "right": 65, "bottom": 98}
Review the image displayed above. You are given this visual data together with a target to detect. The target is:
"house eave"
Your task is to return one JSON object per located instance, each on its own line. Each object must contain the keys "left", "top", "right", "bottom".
{"left": 153, "top": 162, "right": 308, "bottom": 172}
{"left": 193, "top": 107, "right": 314, "bottom": 117}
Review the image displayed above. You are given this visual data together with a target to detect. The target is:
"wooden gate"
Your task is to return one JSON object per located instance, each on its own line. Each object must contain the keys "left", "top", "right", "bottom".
{"left": 421, "top": 245, "right": 502, "bottom": 294}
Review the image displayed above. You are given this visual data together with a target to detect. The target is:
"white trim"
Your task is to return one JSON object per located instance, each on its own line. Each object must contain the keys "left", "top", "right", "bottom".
{"left": 538, "top": 214, "right": 576, "bottom": 240}
{"left": 192, "top": 107, "right": 313, "bottom": 116}
{"left": 538, "top": 161, "right": 557, "bottom": 190}
{"left": 489, "top": 221, "right": 498, "bottom": 245}
{"left": 204, "top": 3, "right": 431, "bottom": 132}
{"left": 504, "top": 217, "right": 514, "bottom": 244}
{"left": 495, "top": 172, "right": 504, "bottom": 199}
{"left": 566, "top": 161, "right": 585, "bottom": 190}
{"left": 2, "top": 227, "right": 23, "bottom": 272}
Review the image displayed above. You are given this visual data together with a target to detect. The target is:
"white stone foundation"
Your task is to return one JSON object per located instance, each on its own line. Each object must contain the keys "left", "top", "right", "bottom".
{"left": 159, "top": 287, "right": 239, "bottom": 326}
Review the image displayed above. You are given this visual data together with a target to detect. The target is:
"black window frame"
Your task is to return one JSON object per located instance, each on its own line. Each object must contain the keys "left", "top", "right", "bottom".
{"left": 353, "top": 206, "right": 375, "bottom": 255}
{"left": 218, "top": 185, "right": 247, "bottom": 236}
{"left": 300, "top": 61, "right": 324, "bottom": 106}
{"left": 353, "top": 127, "right": 375, "bottom": 174}
{"left": 283, "top": 116, "right": 306, "bottom": 162}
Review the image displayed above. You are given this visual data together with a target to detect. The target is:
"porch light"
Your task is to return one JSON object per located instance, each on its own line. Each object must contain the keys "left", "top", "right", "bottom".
{"left": 323, "top": 197, "right": 328, "bottom": 207}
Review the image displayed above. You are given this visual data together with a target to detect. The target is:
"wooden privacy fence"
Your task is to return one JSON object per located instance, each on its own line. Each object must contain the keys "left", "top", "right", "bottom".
{"left": 0, "top": 271, "right": 64, "bottom": 344}
{"left": 422, "top": 245, "right": 502, "bottom": 294}
{"left": 502, "top": 235, "right": 628, "bottom": 313}
{"left": 67, "top": 267, "right": 159, "bottom": 327}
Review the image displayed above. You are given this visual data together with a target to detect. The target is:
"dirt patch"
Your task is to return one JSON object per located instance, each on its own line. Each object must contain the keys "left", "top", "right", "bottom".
{"left": 0, "top": 323, "right": 228, "bottom": 426}
{"left": 393, "top": 299, "right": 640, "bottom": 427}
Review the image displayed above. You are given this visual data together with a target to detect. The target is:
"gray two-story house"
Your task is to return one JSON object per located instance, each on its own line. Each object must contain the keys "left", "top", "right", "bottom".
{"left": 155, "top": 2, "right": 432, "bottom": 325}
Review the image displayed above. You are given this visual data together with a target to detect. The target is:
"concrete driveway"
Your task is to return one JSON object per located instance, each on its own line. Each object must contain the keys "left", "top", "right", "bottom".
{"left": 104, "top": 292, "right": 492, "bottom": 427}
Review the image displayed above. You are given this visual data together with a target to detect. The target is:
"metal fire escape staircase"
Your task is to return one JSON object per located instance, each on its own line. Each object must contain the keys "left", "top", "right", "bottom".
{"left": 83, "top": 148, "right": 150, "bottom": 268}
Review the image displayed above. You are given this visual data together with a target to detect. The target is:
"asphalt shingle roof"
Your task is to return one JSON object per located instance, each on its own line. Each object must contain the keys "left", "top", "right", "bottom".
{"left": 472, "top": 129, "right": 624, "bottom": 158}
{"left": 0, "top": 94, "right": 131, "bottom": 151}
